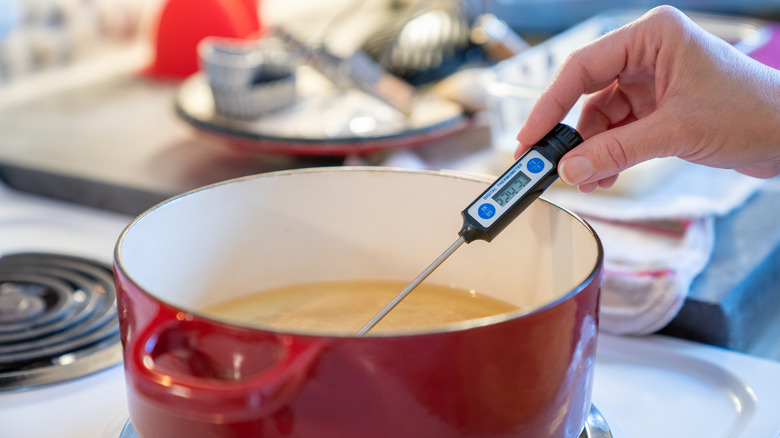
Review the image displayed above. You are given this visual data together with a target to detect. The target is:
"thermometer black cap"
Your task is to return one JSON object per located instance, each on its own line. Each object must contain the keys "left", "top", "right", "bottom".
{"left": 458, "top": 123, "right": 583, "bottom": 243}
{"left": 536, "top": 123, "right": 583, "bottom": 163}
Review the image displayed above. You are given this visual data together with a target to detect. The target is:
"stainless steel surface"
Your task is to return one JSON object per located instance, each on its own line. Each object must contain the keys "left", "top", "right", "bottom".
{"left": 116, "top": 404, "right": 613, "bottom": 437}
{"left": 273, "top": 27, "right": 417, "bottom": 115}
{"left": 356, "top": 235, "right": 465, "bottom": 335}
{"left": 583, "top": 404, "right": 613, "bottom": 438}
{"left": 470, "top": 13, "right": 530, "bottom": 61}
{"left": 119, "top": 419, "right": 136, "bottom": 438}
{"left": 360, "top": 0, "right": 469, "bottom": 80}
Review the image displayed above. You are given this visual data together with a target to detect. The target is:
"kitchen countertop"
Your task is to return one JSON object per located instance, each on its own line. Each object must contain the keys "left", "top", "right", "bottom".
{"left": 0, "top": 62, "right": 341, "bottom": 214}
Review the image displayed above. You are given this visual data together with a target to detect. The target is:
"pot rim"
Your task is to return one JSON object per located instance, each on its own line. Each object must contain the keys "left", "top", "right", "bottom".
{"left": 114, "top": 166, "right": 604, "bottom": 338}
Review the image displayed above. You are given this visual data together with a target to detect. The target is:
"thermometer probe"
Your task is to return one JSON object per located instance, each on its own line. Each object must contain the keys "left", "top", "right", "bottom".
{"left": 357, "top": 123, "right": 583, "bottom": 335}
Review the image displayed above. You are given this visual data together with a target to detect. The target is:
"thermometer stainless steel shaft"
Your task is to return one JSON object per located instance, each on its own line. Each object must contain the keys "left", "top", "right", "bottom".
{"left": 357, "top": 123, "right": 583, "bottom": 335}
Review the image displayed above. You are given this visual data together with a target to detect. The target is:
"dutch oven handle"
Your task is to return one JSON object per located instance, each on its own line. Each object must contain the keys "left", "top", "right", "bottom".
{"left": 125, "top": 310, "right": 328, "bottom": 422}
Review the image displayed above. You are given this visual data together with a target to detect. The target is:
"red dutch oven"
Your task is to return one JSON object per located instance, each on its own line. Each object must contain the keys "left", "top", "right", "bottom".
{"left": 114, "top": 167, "right": 603, "bottom": 438}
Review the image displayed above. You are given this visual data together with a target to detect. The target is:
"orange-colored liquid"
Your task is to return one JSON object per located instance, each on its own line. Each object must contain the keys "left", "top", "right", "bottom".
{"left": 203, "top": 280, "right": 519, "bottom": 334}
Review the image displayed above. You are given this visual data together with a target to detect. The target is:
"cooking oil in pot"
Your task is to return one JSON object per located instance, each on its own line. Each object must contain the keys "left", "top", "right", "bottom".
{"left": 202, "top": 280, "right": 519, "bottom": 335}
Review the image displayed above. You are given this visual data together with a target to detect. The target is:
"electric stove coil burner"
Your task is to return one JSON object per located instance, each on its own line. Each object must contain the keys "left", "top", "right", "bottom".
{"left": 0, "top": 253, "right": 122, "bottom": 391}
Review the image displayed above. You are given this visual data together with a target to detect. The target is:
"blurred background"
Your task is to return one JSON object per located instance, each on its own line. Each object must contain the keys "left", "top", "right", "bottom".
{"left": 1, "top": 0, "right": 779, "bottom": 86}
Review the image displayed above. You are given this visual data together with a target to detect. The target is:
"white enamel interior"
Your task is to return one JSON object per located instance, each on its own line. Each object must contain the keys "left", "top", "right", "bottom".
{"left": 117, "top": 168, "right": 600, "bottom": 324}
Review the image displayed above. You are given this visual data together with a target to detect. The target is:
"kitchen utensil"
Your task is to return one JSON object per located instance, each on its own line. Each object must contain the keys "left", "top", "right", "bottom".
{"left": 113, "top": 167, "right": 603, "bottom": 438}
{"left": 359, "top": 0, "right": 470, "bottom": 84}
{"left": 358, "top": 123, "right": 583, "bottom": 334}
{"left": 271, "top": 27, "right": 416, "bottom": 115}
{"left": 470, "top": 13, "right": 530, "bottom": 62}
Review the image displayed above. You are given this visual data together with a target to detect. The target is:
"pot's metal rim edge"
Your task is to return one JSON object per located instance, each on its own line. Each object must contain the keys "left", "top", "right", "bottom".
{"left": 113, "top": 166, "right": 605, "bottom": 339}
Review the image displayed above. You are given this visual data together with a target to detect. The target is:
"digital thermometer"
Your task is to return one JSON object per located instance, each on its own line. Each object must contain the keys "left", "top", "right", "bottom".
{"left": 357, "top": 123, "right": 583, "bottom": 335}
{"left": 459, "top": 123, "right": 583, "bottom": 243}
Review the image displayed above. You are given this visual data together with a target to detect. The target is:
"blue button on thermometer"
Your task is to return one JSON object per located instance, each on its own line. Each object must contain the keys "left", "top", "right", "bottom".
{"left": 358, "top": 123, "right": 584, "bottom": 335}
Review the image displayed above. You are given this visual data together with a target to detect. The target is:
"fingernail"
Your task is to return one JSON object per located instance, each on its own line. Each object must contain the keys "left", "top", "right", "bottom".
{"left": 559, "top": 156, "right": 593, "bottom": 185}
{"left": 513, "top": 143, "right": 525, "bottom": 160}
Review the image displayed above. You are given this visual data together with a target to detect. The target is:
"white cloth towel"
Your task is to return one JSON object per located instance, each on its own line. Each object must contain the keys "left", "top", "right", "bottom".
{"left": 581, "top": 216, "right": 714, "bottom": 335}
{"left": 544, "top": 159, "right": 766, "bottom": 221}
{"left": 546, "top": 160, "right": 764, "bottom": 334}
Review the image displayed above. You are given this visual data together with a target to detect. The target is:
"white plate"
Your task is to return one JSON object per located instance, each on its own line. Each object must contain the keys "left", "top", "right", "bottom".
{"left": 593, "top": 334, "right": 780, "bottom": 438}
{"left": 175, "top": 68, "right": 468, "bottom": 156}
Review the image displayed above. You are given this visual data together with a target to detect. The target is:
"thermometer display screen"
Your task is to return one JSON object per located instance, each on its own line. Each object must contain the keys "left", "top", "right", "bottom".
{"left": 492, "top": 171, "right": 532, "bottom": 207}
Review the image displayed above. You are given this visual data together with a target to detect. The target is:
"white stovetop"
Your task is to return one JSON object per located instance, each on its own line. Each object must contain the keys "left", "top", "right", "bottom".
{"left": 0, "top": 182, "right": 779, "bottom": 438}
{"left": 2, "top": 333, "right": 780, "bottom": 438}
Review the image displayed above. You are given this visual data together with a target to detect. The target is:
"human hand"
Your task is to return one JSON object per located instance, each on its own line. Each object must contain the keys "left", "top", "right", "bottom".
{"left": 514, "top": 6, "right": 780, "bottom": 193}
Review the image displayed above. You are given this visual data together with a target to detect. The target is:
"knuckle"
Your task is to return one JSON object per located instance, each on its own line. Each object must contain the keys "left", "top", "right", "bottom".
{"left": 649, "top": 5, "right": 680, "bottom": 18}
{"left": 598, "top": 135, "right": 631, "bottom": 171}
{"left": 565, "top": 50, "right": 595, "bottom": 87}
{"left": 645, "top": 5, "right": 689, "bottom": 35}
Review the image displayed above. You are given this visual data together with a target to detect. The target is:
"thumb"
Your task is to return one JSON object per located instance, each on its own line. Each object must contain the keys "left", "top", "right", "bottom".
{"left": 559, "top": 117, "right": 671, "bottom": 185}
